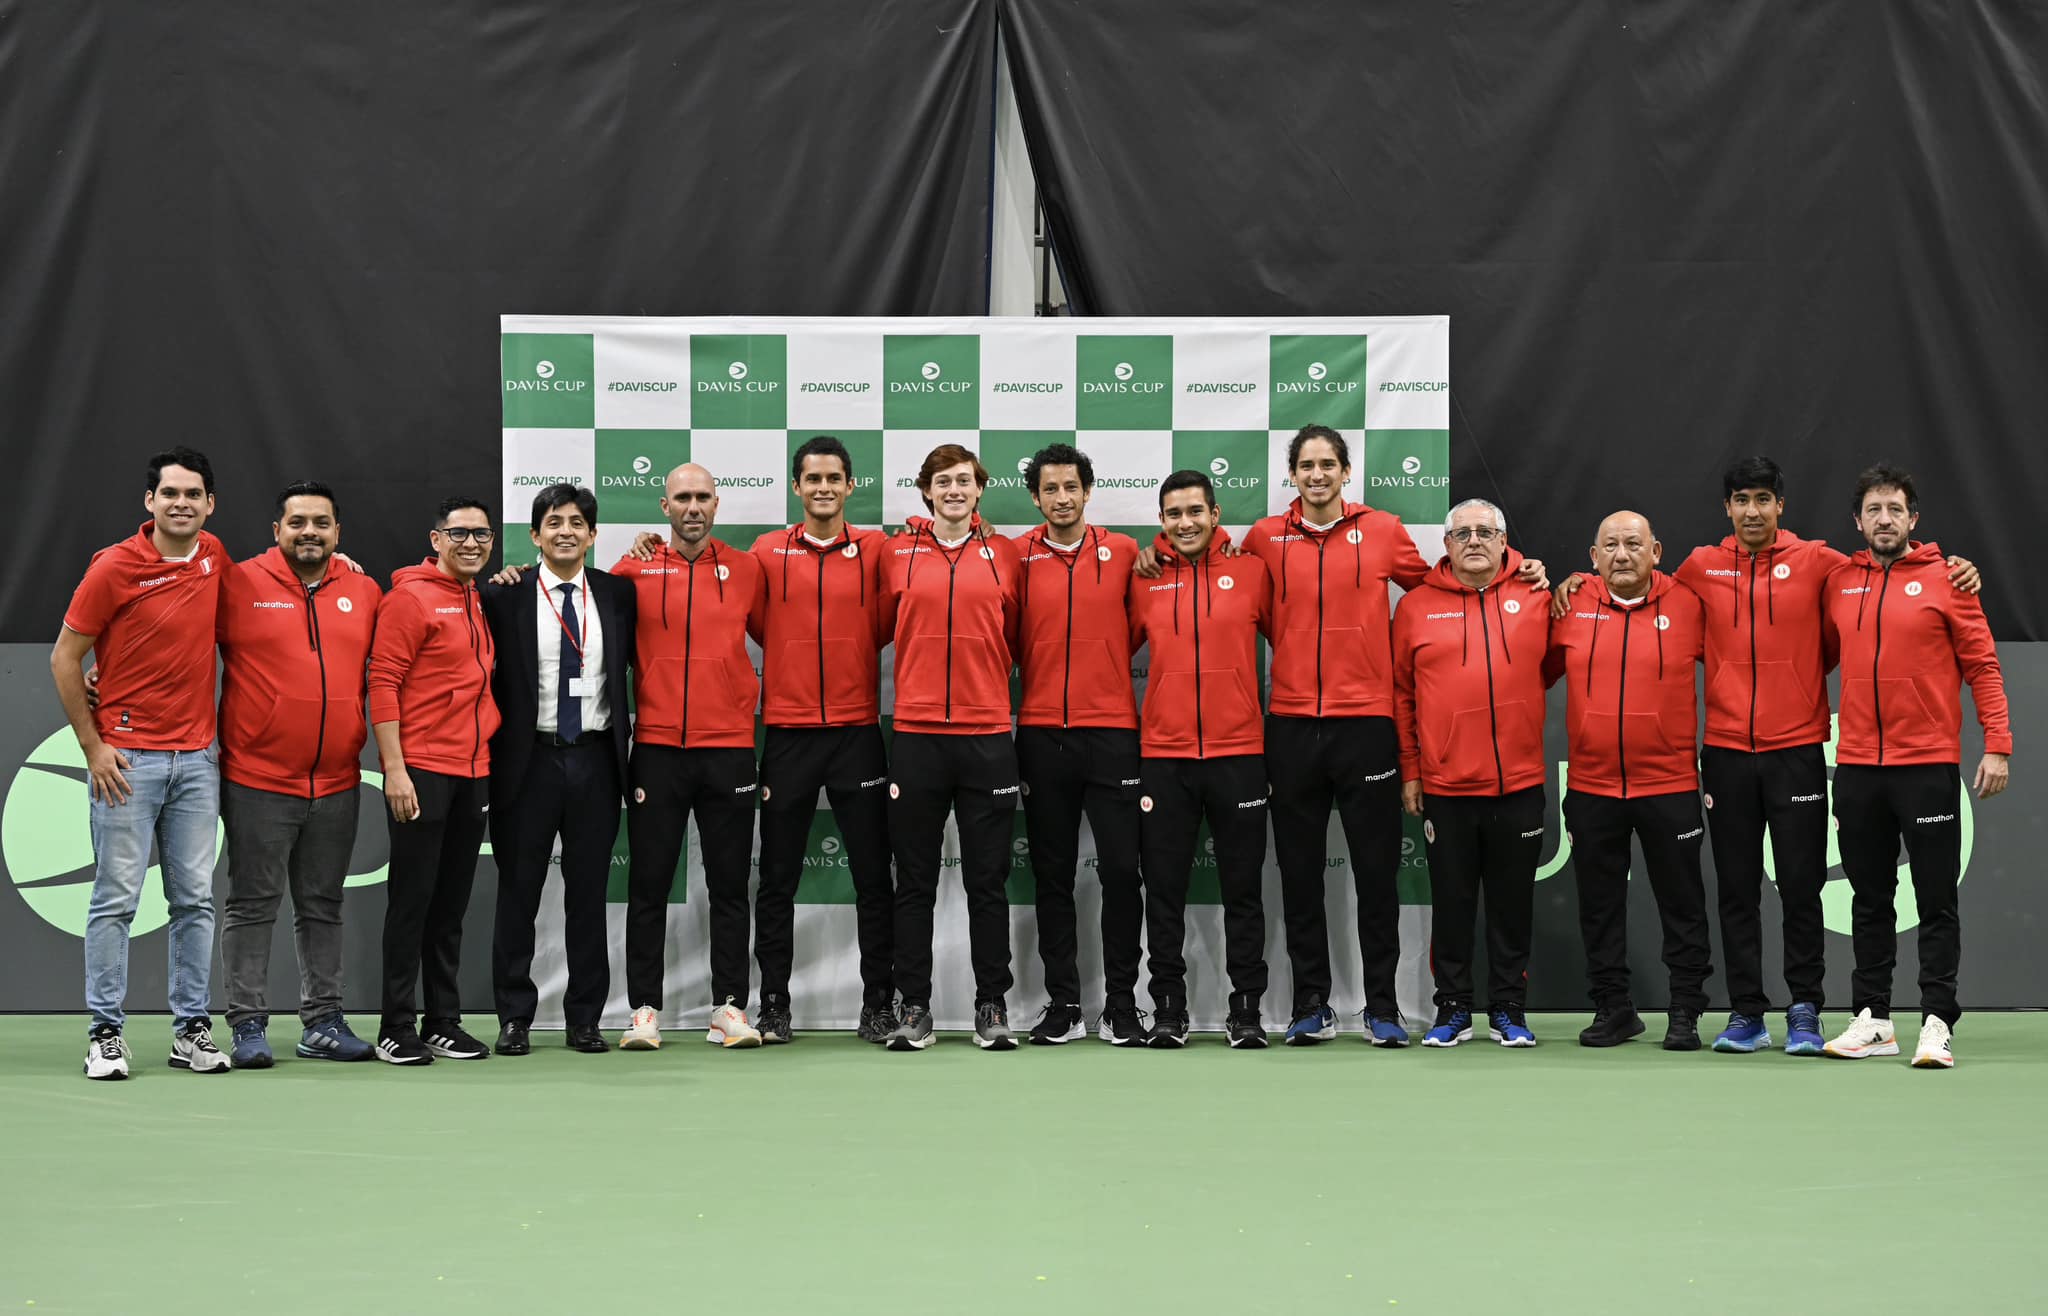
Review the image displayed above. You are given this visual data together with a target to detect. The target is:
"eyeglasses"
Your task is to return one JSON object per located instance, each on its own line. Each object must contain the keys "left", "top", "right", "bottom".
{"left": 437, "top": 526, "right": 495, "bottom": 544}
{"left": 1447, "top": 527, "right": 1501, "bottom": 544}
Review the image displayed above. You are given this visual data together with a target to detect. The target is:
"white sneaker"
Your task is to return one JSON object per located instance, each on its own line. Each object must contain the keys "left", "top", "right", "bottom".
{"left": 619, "top": 1004, "right": 662, "bottom": 1051}
{"left": 705, "top": 998, "right": 762, "bottom": 1049}
{"left": 169, "top": 1021, "right": 233, "bottom": 1073}
{"left": 1912, "top": 1015, "right": 1955, "bottom": 1069}
{"left": 1822, "top": 1007, "right": 1899, "bottom": 1059}
{"left": 84, "top": 1029, "right": 130, "bottom": 1080}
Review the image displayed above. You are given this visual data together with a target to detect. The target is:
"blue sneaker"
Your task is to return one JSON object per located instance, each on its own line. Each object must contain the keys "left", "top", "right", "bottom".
{"left": 1488, "top": 1005, "right": 1537, "bottom": 1048}
{"left": 1712, "top": 1012, "right": 1773, "bottom": 1053}
{"left": 1365, "top": 1012, "right": 1411, "bottom": 1048}
{"left": 297, "top": 1014, "right": 375, "bottom": 1062}
{"left": 1284, "top": 1000, "right": 1338, "bottom": 1046}
{"left": 1783, "top": 1002, "right": 1824, "bottom": 1056}
{"left": 1421, "top": 1006, "right": 1472, "bottom": 1048}
{"left": 230, "top": 1019, "right": 274, "bottom": 1070}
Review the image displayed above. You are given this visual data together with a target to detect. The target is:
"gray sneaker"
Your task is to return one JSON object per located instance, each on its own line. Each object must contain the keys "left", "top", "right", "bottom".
{"left": 169, "top": 1019, "right": 232, "bottom": 1074}
{"left": 974, "top": 1000, "right": 1017, "bottom": 1051}
{"left": 885, "top": 1003, "right": 935, "bottom": 1051}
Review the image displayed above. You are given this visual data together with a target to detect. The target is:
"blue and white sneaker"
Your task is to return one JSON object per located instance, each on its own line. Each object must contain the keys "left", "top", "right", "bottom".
{"left": 297, "top": 1014, "right": 375, "bottom": 1062}
{"left": 1365, "top": 1013, "right": 1411, "bottom": 1048}
{"left": 1783, "top": 1002, "right": 1824, "bottom": 1056}
{"left": 1421, "top": 1006, "right": 1473, "bottom": 1048}
{"left": 1712, "top": 1013, "right": 1774, "bottom": 1053}
{"left": 1284, "top": 999, "right": 1338, "bottom": 1046}
{"left": 230, "top": 1018, "right": 274, "bottom": 1069}
{"left": 1488, "top": 1005, "right": 1537, "bottom": 1048}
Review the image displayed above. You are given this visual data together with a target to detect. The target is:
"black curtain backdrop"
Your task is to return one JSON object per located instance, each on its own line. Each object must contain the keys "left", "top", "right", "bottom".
{"left": 1001, "top": 0, "right": 2048, "bottom": 639}
{"left": 0, "top": 0, "right": 995, "bottom": 637}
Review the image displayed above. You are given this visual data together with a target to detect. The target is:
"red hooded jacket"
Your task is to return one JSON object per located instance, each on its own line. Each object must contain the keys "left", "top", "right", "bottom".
{"left": 1674, "top": 530, "right": 1848, "bottom": 753}
{"left": 1014, "top": 524, "right": 1140, "bottom": 730}
{"left": 1823, "top": 542, "right": 2012, "bottom": 766}
{"left": 1393, "top": 550, "right": 1553, "bottom": 796}
{"left": 880, "top": 518, "right": 1020, "bottom": 736}
{"left": 62, "top": 523, "right": 228, "bottom": 750}
{"left": 750, "top": 524, "right": 889, "bottom": 727}
{"left": 368, "top": 560, "right": 501, "bottom": 778}
{"left": 1128, "top": 531, "right": 1272, "bottom": 759}
{"left": 1240, "top": 498, "right": 1430, "bottom": 720}
{"left": 612, "top": 540, "right": 766, "bottom": 749}
{"left": 1542, "top": 571, "right": 1705, "bottom": 798}
{"left": 217, "top": 548, "right": 383, "bottom": 797}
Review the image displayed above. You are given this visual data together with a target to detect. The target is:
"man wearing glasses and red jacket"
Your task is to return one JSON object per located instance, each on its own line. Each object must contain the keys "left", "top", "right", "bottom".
{"left": 1543, "top": 511, "right": 1713, "bottom": 1052}
{"left": 1393, "top": 499, "right": 1552, "bottom": 1049}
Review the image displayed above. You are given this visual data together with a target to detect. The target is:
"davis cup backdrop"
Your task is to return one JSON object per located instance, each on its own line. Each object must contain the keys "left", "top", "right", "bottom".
{"left": 501, "top": 316, "right": 1452, "bottom": 1028}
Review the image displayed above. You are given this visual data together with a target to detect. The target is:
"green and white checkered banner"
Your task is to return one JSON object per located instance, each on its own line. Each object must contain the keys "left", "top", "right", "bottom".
{"left": 503, "top": 316, "right": 1450, "bottom": 1031}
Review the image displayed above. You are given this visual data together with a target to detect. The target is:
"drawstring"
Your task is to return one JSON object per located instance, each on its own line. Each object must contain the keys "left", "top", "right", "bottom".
{"left": 301, "top": 580, "right": 320, "bottom": 651}
{"left": 1092, "top": 526, "right": 1102, "bottom": 585}
{"left": 1171, "top": 553, "right": 1183, "bottom": 636}
{"left": 906, "top": 525, "right": 924, "bottom": 591}
{"left": 1855, "top": 562, "right": 1872, "bottom": 629}
{"left": 1352, "top": 521, "right": 1361, "bottom": 586}
{"left": 1279, "top": 533, "right": 1291, "bottom": 601}
{"left": 707, "top": 539, "right": 725, "bottom": 602}
{"left": 780, "top": 526, "right": 796, "bottom": 601}
{"left": 1494, "top": 587, "right": 1513, "bottom": 664}
{"left": 1654, "top": 596, "right": 1665, "bottom": 677}
{"left": 1461, "top": 596, "right": 1471, "bottom": 666}
{"left": 1765, "top": 545, "right": 1775, "bottom": 623}
{"left": 1204, "top": 555, "right": 1214, "bottom": 618}
{"left": 660, "top": 550, "right": 670, "bottom": 628}
{"left": 1585, "top": 603, "right": 1603, "bottom": 695}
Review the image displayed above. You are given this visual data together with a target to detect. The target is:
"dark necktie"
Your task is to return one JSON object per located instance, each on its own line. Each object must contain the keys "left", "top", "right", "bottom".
{"left": 557, "top": 582, "right": 583, "bottom": 742}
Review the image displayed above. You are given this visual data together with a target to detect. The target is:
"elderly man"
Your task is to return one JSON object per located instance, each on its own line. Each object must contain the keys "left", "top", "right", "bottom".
{"left": 1543, "top": 512, "right": 1713, "bottom": 1050}
{"left": 1393, "top": 499, "right": 1553, "bottom": 1047}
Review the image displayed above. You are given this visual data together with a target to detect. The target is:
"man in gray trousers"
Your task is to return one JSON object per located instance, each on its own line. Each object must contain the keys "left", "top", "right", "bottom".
{"left": 214, "top": 482, "right": 388, "bottom": 1066}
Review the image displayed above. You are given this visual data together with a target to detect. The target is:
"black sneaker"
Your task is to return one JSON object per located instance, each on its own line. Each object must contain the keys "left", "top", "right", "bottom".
{"left": 975, "top": 999, "right": 1018, "bottom": 1051}
{"left": 422, "top": 1020, "right": 490, "bottom": 1060}
{"left": 1148, "top": 999, "right": 1191, "bottom": 1049}
{"left": 854, "top": 1001, "right": 896, "bottom": 1044}
{"left": 886, "top": 1002, "right": 935, "bottom": 1051}
{"left": 1578, "top": 1003, "right": 1647, "bottom": 1048}
{"left": 1028, "top": 1002, "right": 1085, "bottom": 1045}
{"left": 1662, "top": 1008, "right": 1703, "bottom": 1052}
{"left": 1225, "top": 994, "right": 1267, "bottom": 1049}
{"left": 759, "top": 995, "right": 794, "bottom": 1045}
{"left": 376, "top": 1026, "right": 434, "bottom": 1066}
{"left": 1096, "top": 1003, "right": 1150, "bottom": 1046}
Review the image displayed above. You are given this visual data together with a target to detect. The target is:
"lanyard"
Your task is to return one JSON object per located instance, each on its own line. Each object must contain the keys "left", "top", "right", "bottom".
{"left": 539, "top": 572, "right": 589, "bottom": 662}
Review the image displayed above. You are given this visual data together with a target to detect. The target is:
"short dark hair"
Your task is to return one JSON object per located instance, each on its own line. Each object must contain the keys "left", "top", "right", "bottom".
{"left": 275, "top": 480, "right": 339, "bottom": 520}
{"left": 1853, "top": 463, "right": 1918, "bottom": 515}
{"left": 1025, "top": 442, "right": 1094, "bottom": 495}
{"left": 147, "top": 447, "right": 215, "bottom": 495}
{"left": 435, "top": 496, "right": 492, "bottom": 529}
{"left": 530, "top": 483, "right": 598, "bottom": 531}
{"left": 1286, "top": 424, "right": 1349, "bottom": 471}
{"left": 791, "top": 435, "right": 853, "bottom": 483}
{"left": 1722, "top": 456, "right": 1784, "bottom": 500}
{"left": 1158, "top": 469, "right": 1217, "bottom": 510}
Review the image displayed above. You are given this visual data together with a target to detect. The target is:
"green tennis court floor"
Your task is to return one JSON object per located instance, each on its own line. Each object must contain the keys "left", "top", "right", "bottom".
{"left": 1, "top": 1012, "right": 2040, "bottom": 1315}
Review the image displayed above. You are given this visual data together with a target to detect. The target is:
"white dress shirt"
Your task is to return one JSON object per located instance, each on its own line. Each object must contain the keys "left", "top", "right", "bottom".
{"left": 535, "top": 564, "right": 611, "bottom": 734}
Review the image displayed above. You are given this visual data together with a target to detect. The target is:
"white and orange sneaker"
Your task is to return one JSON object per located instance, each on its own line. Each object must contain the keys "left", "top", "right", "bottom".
{"left": 618, "top": 1005, "right": 662, "bottom": 1051}
{"left": 705, "top": 998, "right": 762, "bottom": 1049}
{"left": 1911, "top": 1016, "right": 1955, "bottom": 1069}
{"left": 1822, "top": 1007, "right": 1899, "bottom": 1059}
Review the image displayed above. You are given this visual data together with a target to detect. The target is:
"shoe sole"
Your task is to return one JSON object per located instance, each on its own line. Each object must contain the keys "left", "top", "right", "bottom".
{"left": 1368, "top": 1035, "right": 1409, "bottom": 1048}
{"left": 706, "top": 1030, "right": 764, "bottom": 1049}
{"left": 1782, "top": 1038, "right": 1825, "bottom": 1056}
{"left": 976, "top": 1034, "right": 1018, "bottom": 1051}
{"left": 423, "top": 1046, "right": 488, "bottom": 1060}
{"left": 1284, "top": 1027, "right": 1337, "bottom": 1046}
{"left": 1098, "top": 1025, "right": 1147, "bottom": 1046}
{"left": 1228, "top": 1035, "right": 1269, "bottom": 1049}
{"left": 1911, "top": 1052, "right": 1954, "bottom": 1069}
{"left": 619, "top": 1035, "right": 662, "bottom": 1051}
{"left": 1422, "top": 1027, "right": 1474, "bottom": 1048}
{"left": 232, "top": 1053, "right": 276, "bottom": 1070}
{"left": 1824, "top": 1041, "right": 1901, "bottom": 1059}
{"left": 1148, "top": 1035, "right": 1189, "bottom": 1049}
{"left": 1028, "top": 1024, "right": 1087, "bottom": 1045}
{"left": 886, "top": 1034, "right": 936, "bottom": 1051}
{"left": 296, "top": 1045, "right": 372, "bottom": 1061}
{"left": 375, "top": 1049, "right": 433, "bottom": 1065}
{"left": 1489, "top": 1030, "right": 1538, "bottom": 1048}
{"left": 168, "top": 1056, "right": 233, "bottom": 1073}
{"left": 84, "top": 1066, "right": 130, "bottom": 1080}
{"left": 1711, "top": 1035, "right": 1774, "bottom": 1053}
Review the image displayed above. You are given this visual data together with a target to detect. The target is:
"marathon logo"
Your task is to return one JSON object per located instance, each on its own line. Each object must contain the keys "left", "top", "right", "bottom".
{"left": 1915, "top": 813, "right": 1956, "bottom": 824}
{"left": 1236, "top": 798, "right": 1267, "bottom": 809}
{"left": 1704, "top": 569, "right": 1740, "bottom": 577}
{"left": 1362, "top": 768, "right": 1398, "bottom": 782}
{"left": 1149, "top": 581, "right": 1184, "bottom": 592}
{"left": 1790, "top": 793, "right": 1824, "bottom": 803}
{"left": 1573, "top": 611, "right": 1609, "bottom": 621}
{"left": 1519, "top": 827, "right": 1544, "bottom": 838}
{"left": 434, "top": 606, "right": 464, "bottom": 614}
{"left": 992, "top": 784, "right": 1021, "bottom": 796}
{"left": 251, "top": 601, "right": 294, "bottom": 610}
{"left": 137, "top": 574, "right": 178, "bottom": 589}
{"left": 1425, "top": 611, "right": 1465, "bottom": 620}
{"left": 860, "top": 776, "right": 888, "bottom": 789}
{"left": 1840, "top": 586, "right": 1870, "bottom": 595}
{"left": 1677, "top": 827, "right": 1704, "bottom": 840}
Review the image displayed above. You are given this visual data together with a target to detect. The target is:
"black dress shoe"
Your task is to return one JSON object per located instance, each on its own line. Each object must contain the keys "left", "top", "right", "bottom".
{"left": 1577, "top": 1004, "right": 1646, "bottom": 1048}
{"left": 495, "top": 1021, "right": 532, "bottom": 1056}
{"left": 566, "top": 1023, "right": 608, "bottom": 1054}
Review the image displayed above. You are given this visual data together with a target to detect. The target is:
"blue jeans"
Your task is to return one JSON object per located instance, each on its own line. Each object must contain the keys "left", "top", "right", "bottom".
{"left": 86, "top": 745, "right": 221, "bottom": 1032}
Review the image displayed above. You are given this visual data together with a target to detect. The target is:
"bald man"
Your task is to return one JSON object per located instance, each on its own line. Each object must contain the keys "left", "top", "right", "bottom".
{"left": 1542, "top": 512, "right": 1714, "bottom": 1049}
{"left": 611, "top": 465, "right": 767, "bottom": 1050}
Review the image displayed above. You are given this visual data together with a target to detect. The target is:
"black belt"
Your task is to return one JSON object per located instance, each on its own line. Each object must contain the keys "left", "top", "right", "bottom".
{"left": 535, "top": 730, "right": 606, "bottom": 748}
